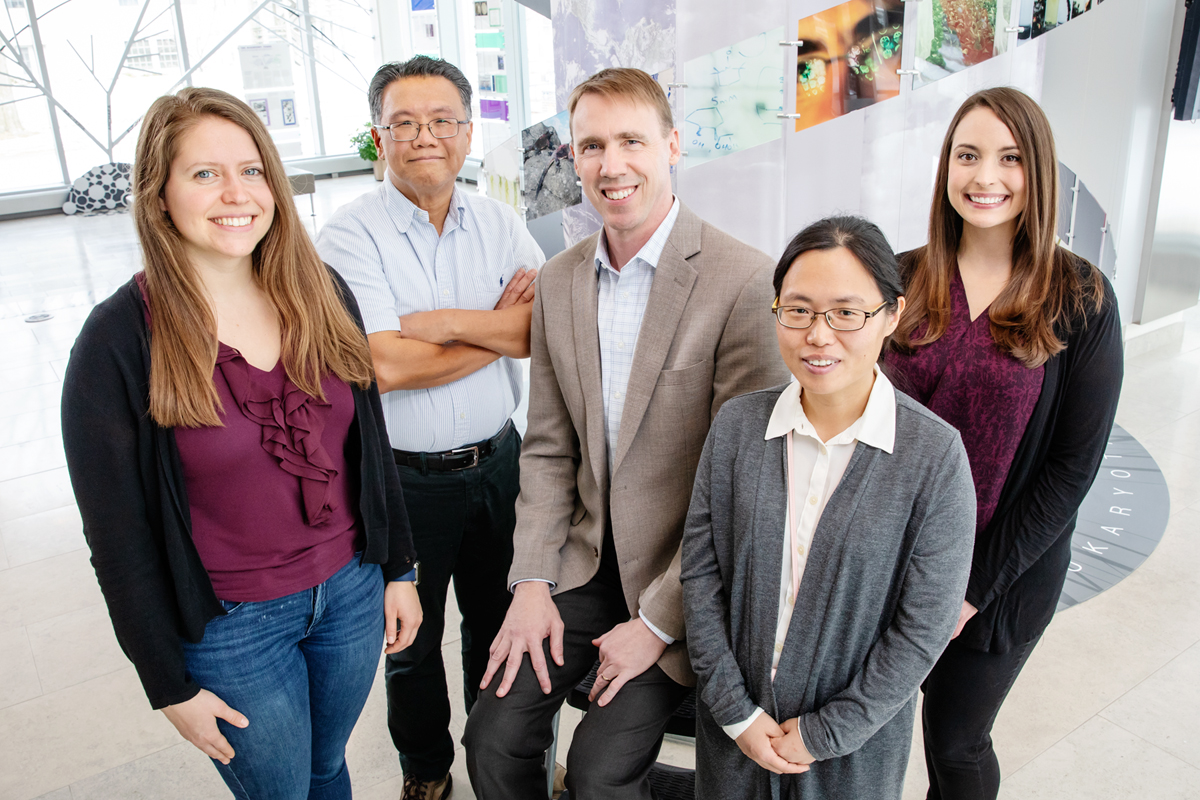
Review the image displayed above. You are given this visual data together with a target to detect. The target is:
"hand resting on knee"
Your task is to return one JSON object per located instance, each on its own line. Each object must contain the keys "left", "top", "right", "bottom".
{"left": 481, "top": 581, "right": 565, "bottom": 697}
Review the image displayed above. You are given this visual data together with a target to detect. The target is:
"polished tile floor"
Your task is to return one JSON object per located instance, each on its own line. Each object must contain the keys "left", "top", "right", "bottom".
{"left": 1, "top": 174, "right": 1198, "bottom": 800}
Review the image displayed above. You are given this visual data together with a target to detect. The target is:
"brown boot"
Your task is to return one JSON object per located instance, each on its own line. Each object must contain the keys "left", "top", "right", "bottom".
{"left": 552, "top": 762, "right": 567, "bottom": 799}
{"left": 401, "top": 772, "right": 452, "bottom": 800}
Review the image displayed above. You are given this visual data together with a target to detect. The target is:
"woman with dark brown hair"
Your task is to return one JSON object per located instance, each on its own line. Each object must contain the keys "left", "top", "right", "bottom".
{"left": 886, "top": 87, "right": 1123, "bottom": 799}
{"left": 61, "top": 87, "right": 421, "bottom": 799}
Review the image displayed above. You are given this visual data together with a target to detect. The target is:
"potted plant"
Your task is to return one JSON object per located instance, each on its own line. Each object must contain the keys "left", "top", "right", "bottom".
{"left": 351, "top": 124, "right": 386, "bottom": 181}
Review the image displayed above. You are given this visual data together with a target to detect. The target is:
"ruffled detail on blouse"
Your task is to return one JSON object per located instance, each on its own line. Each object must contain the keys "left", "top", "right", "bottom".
{"left": 216, "top": 345, "right": 339, "bottom": 527}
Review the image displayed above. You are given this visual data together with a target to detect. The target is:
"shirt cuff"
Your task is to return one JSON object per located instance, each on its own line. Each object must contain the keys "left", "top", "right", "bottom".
{"left": 639, "top": 610, "right": 676, "bottom": 644}
{"left": 722, "top": 708, "right": 765, "bottom": 741}
{"left": 510, "top": 578, "right": 556, "bottom": 592}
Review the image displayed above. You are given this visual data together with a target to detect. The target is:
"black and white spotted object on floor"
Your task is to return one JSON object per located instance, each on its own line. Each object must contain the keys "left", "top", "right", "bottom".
{"left": 62, "top": 163, "right": 133, "bottom": 216}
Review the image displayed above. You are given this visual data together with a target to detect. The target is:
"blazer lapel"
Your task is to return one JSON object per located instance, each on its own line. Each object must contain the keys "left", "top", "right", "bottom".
{"left": 571, "top": 246, "right": 609, "bottom": 493}
{"left": 611, "top": 207, "right": 702, "bottom": 473}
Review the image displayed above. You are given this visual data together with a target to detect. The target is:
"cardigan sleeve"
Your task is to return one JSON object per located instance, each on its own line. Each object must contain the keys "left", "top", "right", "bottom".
{"left": 798, "top": 433, "right": 975, "bottom": 760}
{"left": 328, "top": 268, "right": 416, "bottom": 580}
{"left": 680, "top": 411, "right": 761, "bottom": 729}
{"left": 61, "top": 300, "right": 201, "bottom": 709}
{"left": 965, "top": 278, "right": 1124, "bottom": 611}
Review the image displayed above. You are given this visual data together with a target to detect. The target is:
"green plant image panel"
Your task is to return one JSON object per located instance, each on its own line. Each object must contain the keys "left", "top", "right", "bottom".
{"left": 914, "top": 0, "right": 1008, "bottom": 86}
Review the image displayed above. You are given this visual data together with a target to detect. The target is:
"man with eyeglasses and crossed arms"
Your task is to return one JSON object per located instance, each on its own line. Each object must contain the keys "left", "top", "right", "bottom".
{"left": 317, "top": 56, "right": 544, "bottom": 800}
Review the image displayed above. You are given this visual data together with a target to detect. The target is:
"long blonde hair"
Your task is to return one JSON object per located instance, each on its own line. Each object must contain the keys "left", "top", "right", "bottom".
{"left": 892, "top": 87, "right": 1104, "bottom": 368}
{"left": 133, "top": 88, "right": 374, "bottom": 428}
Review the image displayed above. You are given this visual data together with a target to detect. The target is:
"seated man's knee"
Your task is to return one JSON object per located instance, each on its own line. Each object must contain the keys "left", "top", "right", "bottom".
{"left": 463, "top": 686, "right": 543, "bottom": 763}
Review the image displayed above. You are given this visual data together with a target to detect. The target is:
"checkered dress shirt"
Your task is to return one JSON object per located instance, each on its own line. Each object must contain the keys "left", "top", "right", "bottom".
{"left": 593, "top": 199, "right": 681, "bottom": 473}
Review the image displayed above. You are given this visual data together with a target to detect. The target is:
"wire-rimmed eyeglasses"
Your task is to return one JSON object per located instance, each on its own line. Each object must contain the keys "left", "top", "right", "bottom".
{"left": 772, "top": 298, "right": 890, "bottom": 331}
{"left": 374, "top": 119, "right": 468, "bottom": 142}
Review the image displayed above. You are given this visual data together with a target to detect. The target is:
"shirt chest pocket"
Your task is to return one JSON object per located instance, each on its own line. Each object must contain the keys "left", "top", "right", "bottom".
{"left": 462, "top": 256, "right": 515, "bottom": 311}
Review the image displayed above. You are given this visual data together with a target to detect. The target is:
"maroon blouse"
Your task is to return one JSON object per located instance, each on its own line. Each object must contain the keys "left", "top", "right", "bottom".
{"left": 136, "top": 274, "right": 361, "bottom": 602}
{"left": 887, "top": 269, "right": 1044, "bottom": 534}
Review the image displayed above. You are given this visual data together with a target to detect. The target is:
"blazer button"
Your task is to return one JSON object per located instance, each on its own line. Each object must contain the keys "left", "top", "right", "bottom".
{"left": 592, "top": 547, "right": 600, "bottom": 558}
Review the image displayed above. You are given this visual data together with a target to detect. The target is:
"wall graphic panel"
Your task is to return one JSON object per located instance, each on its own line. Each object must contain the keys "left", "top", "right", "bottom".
{"left": 522, "top": 111, "right": 582, "bottom": 220}
{"left": 794, "top": 0, "right": 904, "bottom": 133}
{"left": 913, "top": 0, "right": 1014, "bottom": 86}
{"left": 481, "top": 131, "right": 524, "bottom": 216}
{"left": 681, "top": 28, "right": 785, "bottom": 168}
{"left": 552, "top": 0, "right": 677, "bottom": 244}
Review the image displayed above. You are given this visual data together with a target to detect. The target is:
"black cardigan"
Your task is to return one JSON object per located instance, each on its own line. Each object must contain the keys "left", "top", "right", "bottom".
{"left": 891, "top": 252, "right": 1124, "bottom": 653}
{"left": 61, "top": 272, "right": 415, "bottom": 709}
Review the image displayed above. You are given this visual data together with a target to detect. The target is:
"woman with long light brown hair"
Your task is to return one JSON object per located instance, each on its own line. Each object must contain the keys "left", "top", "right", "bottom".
{"left": 62, "top": 87, "right": 421, "bottom": 799}
{"left": 886, "top": 87, "right": 1123, "bottom": 799}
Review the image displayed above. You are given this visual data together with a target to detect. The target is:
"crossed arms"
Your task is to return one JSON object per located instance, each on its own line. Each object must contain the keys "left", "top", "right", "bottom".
{"left": 368, "top": 267, "right": 537, "bottom": 392}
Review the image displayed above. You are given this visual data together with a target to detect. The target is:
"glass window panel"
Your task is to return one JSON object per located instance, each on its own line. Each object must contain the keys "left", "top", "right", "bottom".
{"left": 524, "top": 8, "right": 554, "bottom": 124}
{"left": 179, "top": 0, "right": 321, "bottom": 159}
{"left": 31, "top": 0, "right": 187, "bottom": 179}
{"left": 0, "top": 5, "right": 64, "bottom": 191}
{"left": 308, "top": 0, "right": 377, "bottom": 158}
{"left": 458, "top": 0, "right": 513, "bottom": 160}
{"left": 411, "top": 0, "right": 440, "bottom": 57}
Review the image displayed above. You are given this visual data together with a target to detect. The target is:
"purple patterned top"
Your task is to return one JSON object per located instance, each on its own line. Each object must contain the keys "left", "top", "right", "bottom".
{"left": 136, "top": 274, "right": 361, "bottom": 602}
{"left": 887, "top": 269, "right": 1044, "bottom": 534}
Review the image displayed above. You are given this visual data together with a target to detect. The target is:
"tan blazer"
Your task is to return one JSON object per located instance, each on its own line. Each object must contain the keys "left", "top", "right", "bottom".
{"left": 510, "top": 203, "right": 789, "bottom": 685}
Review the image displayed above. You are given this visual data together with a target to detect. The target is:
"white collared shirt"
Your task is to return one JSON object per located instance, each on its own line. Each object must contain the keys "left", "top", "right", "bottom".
{"left": 722, "top": 367, "right": 897, "bottom": 740}
{"left": 316, "top": 181, "right": 545, "bottom": 451}
{"left": 594, "top": 197, "right": 681, "bottom": 472}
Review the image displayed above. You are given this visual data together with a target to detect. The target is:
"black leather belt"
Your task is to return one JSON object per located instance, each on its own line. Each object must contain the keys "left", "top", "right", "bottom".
{"left": 393, "top": 421, "right": 512, "bottom": 472}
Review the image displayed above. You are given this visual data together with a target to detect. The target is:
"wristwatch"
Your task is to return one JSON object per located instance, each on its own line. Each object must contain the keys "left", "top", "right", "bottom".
{"left": 393, "top": 561, "right": 421, "bottom": 586}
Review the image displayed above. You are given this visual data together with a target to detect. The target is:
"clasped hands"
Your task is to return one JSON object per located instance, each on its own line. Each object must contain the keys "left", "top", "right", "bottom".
{"left": 480, "top": 581, "right": 668, "bottom": 707}
{"left": 734, "top": 712, "right": 814, "bottom": 775}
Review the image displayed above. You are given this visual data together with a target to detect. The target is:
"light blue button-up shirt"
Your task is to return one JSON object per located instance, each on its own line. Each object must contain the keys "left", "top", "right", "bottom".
{"left": 594, "top": 198, "right": 681, "bottom": 471}
{"left": 317, "top": 180, "right": 545, "bottom": 452}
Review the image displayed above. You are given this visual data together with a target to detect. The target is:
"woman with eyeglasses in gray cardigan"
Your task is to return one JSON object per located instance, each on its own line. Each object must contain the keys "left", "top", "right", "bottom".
{"left": 681, "top": 215, "right": 975, "bottom": 800}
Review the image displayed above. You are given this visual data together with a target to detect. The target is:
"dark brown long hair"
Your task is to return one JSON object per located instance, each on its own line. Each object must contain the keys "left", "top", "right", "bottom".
{"left": 133, "top": 87, "right": 374, "bottom": 428}
{"left": 891, "top": 87, "right": 1104, "bottom": 368}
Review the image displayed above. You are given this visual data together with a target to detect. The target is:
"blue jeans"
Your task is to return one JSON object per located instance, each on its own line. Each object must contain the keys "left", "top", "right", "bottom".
{"left": 181, "top": 555, "right": 383, "bottom": 800}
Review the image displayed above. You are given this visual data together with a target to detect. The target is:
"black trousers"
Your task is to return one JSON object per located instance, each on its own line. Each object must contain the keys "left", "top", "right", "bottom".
{"left": 921, "top": 634, "right": 1041, "bottom": 800}
{"left": 384, "top": 426, "right": 520, "bottom": 781}
{"left": 462, "top": 536, "right": 690, "bottom": 800}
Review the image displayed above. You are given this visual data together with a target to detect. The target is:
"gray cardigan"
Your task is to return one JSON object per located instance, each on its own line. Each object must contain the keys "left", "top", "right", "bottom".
{"left": 681, "top": 385, "right": 975, "bottom": 800}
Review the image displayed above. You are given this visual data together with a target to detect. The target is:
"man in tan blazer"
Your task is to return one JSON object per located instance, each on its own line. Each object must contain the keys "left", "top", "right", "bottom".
{"left": 462, "top": 68, "right": 787, "bottom": 800}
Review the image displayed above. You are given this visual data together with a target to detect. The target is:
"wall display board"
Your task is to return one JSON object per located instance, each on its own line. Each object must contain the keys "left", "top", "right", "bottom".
{"left": 681, "top": 28, "right": 786, "bottom": 167}
{"left": 1059, "top": 424, "right": 1169, "bottom": 610}
{"left": 522, "top": 111, "right": 583, "bottom": 220}
{"left": 1017, "top": 0, "right": 1095, "bottom": 43}
{"left": 551, "top": 0, "right": 677, "bottom": 244}
{"left": 1099, "top": 222, "right": 1117, "bottom": 278}
{"left": 913, "top": 0, "right": 1014, "bottom": 86}
{"left": 1071, "top": 178, "right": 1106, "bottom": 267}
{"left": 238, "top": 43, "right": 302, "bottom": 157}
{"left": 1057, "top": 161, "right": 1077, "bottom": 241}
{"left": 794, "top": 0, "right": 904, "bottom": 133}
{"left": 481, "top": 131, "right": 524, "bottom": 216}
{"left": 1057, "top": 161, "right": 1118, "bottom": 277}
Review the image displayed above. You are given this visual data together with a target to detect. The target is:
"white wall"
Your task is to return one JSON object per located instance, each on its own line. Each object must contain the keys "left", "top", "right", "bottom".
{"left": 1037, "top": 0, "right": 1181, "bottom": 323}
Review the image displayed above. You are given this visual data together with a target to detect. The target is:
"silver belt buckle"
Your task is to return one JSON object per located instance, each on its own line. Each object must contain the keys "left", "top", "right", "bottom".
{"left": 448, "top": 445, "right": 480, "bottom": 471}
